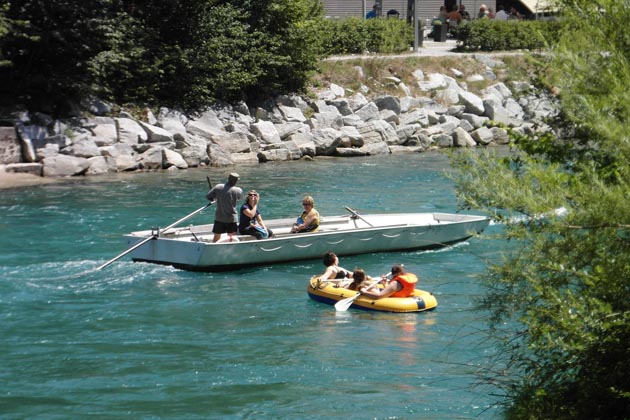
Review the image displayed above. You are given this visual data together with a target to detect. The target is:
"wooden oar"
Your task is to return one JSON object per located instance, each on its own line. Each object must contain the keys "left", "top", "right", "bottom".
{"left": 96, "top": 201, "right": 214, "bottom": 271}
{"left": 344, "top": 206, "right": 373, "bottom": 227}
{"left": 334, "top": 275, "right": 386, "bottom": 312}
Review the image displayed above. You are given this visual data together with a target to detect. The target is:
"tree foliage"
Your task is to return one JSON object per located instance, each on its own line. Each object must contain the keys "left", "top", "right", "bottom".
{"left": 0, "top": 0, "right": 325, "bottom": 114}
{"left": 450, "top": 0, "right": 630, "bottom": 418}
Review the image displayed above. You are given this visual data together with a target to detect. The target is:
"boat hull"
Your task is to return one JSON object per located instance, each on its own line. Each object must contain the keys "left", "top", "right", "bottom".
{"left": 123, "top": 212, "right": 489, "bottom": 271}
{"left": 307, "top": 276, "right": 438, "bottom": 313}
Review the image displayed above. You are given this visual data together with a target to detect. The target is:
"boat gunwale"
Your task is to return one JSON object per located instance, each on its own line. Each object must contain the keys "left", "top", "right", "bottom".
{"left": 125, "top": 212, "right": 490, "bottom": 243}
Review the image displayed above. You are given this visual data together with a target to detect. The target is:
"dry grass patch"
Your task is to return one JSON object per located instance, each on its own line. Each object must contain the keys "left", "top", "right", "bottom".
{"left": 311, "top": 54, "right": 541, "bottom": 100}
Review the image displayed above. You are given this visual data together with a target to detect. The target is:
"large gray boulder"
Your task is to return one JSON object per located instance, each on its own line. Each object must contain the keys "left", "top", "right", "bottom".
{"left": 418, "top": 73, "right": 448, "bottom": 91}
{"left": 100, "top": 143, "right": 138, "bottom": 171}
{"left": 360, "top": 141, "right": 390, "bottom": 155}
{"left": 400, "top": 108, "right": 429, "bottom": 127}
{"left": 62, "top": 138, "right": 100, "bottom": 158}
{"left": 87, "top": 117, "right": 118, "bottom": 146}
{"left": 139, "top": 121, "right": 174, "bottom": 143}
{"left": 339, "top": 126, "right": 364, "bottom": 147}
{"left": 230, "top": 152, "right": 259, "bottom": 164}
{"left": 275, "top": 122, "right": 310, "bottom": 140}
{"left": 335, "top": 147, "right": 368, "bottom": 157}
{"left": 471, "top": 127, "right": 495, "bottom": 145}
{"left": 460, "top": 113, "right": 489, "bottom": 129}
{"left": 483, "top": 98, "right": 510, "bottom": 124}
{"left": 86, "top": 156, "right": 117, "bottom": 175}
{"left": 357, "top": 120, "right": 398, "bottom": 145}
{"left": 207, "top": 143, "right": 234, "bottom": 166}
{"left": 311, "top": 128, "right": 343, "bottom": 155}
{"left": 374, "top": 96, "right": 401, "bottom": 115}
{"left": 308, "top": 112, "right": 343, "bottom": 130}
{"left": 178, "top": 134, "right": 209, "bottom": 167}
{"left": 453, "top": 127, "right": 477, "bottom": 147}
{"left": 288, "top": 132, "right": 316, "bottom": 157}
{"left": 459, "top": 91, "right": 485, "bottom": 116}
{"left": 329, "top": 99, "right": 353, "bottom": 116}
{"left": 211, "top": 131, "right": 251, "bottom": 154}
{"left": 355, "top": 102, "right": 381, "bottom": 122}
{"left": 117, "top": 117, "right": 148, "bottom": 144}
{"left": 186, "top": 109, "right": 226, "bottom": 138}
{"left": 313, "top": 100, "right": 341, "bottom": 115}
{"left": 347, "top": 93, "right": 369, "bottom": 111}
{"left": 137, "top": 147, "right": 163, "bottom": 169}
{"left": 157, "top": 108, "right": 187, "bottom": 142}
{"left": 258, "top": 148, "right": 291, "bottom": 162}
{"left": 42, "top": 154, "right": 90, "bottom": 177}
{"left": 163, "top": 149, "right": 188, "bottom": 169}
{"left": 251, "top": 121, "right": 281, "bottom": 145}
{"left": 278, "top": 105, "right": 307, "bottom": 122}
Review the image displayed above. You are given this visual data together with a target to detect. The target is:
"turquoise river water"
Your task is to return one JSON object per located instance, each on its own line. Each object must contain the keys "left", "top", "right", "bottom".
{"left": 0, "top": 153, "right": 505, "bottom": 419}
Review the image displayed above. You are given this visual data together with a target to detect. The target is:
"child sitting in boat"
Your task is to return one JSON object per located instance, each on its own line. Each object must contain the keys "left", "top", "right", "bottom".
{"left": 360, "top": 264, "right": 418, "bottom": 299}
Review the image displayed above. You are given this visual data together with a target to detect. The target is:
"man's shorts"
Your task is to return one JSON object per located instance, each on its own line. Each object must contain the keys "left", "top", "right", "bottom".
{"left": 212, "top": 220, "right": 238, "bottom": 234}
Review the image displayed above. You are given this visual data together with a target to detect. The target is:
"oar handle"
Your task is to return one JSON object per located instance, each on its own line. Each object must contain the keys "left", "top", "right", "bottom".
{"left": 350, "top": 279, "right": 381, "bottom": 301}
{"left": 161, "top": 202, "right": 213, "bottom": 234}
{"left": 345, "top": 206, "right": 373, "bottom": 227}
{"left": 334, "top": 274, "right": 387, "bottom": 311}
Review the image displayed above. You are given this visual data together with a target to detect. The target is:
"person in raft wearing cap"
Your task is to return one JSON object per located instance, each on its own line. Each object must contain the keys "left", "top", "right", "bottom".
{"left": 360, "top": 264, "right": 418, "bottom": 299}
{"left": 206, "top": 173, "right": 243, "bottom": 242}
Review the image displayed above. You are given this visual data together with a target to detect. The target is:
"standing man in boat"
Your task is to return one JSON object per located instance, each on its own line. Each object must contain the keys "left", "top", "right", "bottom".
{"left": 360, "top": 264, "right": 418, "bottom": 299}
{"left": 207, "top": 173, "right": 243, "bottom": 242}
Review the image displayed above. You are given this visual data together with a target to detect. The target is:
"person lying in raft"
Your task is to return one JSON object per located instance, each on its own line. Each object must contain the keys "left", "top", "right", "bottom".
{"left": 291, "top": 195, "right": 320, "bottom": 233}
{"left": 360, "top": 264, "right": 418, "bottom": 299}
{"left": 318, "top": 251, "right": 353, "bottom": 284}
{"left": 346, "top": 269, "right": 377, "bottom": 291}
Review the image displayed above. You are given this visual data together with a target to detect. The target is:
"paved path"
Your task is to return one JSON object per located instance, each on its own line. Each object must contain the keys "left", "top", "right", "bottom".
{"left": 325, "top": 39, "right": 460, "bottom": 61}
{"left": 325, "top": 38, "right": 526, "bottom": 60}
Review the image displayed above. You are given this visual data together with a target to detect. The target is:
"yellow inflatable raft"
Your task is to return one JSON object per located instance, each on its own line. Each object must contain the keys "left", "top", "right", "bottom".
{"left": 307, "top": 276, "right": 438, "bottom": 313}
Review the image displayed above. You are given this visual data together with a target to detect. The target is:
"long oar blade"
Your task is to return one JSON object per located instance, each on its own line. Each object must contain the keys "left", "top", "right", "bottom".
{"left": 335, "top": 293, "right": 360, "bottom": 312}
{"left": 96, "top": 202, "right": 213, "bottom": 271}
{"left": 96, "top": 234, "right": 156, "bottom": 271}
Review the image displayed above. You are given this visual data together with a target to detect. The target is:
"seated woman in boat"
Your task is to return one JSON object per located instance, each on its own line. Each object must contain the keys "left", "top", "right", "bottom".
{"left": 238, "top": 190, "right": 274, "bottom": 240}
{"left": 360, "top": 264, "right": 418, "bottom": 299}
{"left": 291, "top": 195, "right": 320, "bottom": 233}
{"left": 318, "top": 251, "right": 353, "bottom": 284}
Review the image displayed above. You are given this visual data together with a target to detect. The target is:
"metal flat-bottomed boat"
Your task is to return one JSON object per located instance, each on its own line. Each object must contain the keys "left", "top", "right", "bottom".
{"left": 119, "top": 210, "right": 489, "bottom": 271}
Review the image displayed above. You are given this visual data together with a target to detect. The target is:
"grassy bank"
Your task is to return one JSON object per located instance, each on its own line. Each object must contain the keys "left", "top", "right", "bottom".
{"left": 311, "top": 54, "right": 542, "bottom": 99}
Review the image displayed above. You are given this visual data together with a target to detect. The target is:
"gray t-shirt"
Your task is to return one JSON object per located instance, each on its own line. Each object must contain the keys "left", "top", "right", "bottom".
{"left": 206, "top": 183, "right": 243, "bottom": 223}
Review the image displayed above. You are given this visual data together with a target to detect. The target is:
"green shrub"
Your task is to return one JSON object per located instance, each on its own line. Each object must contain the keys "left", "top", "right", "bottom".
{"left": 315, "top": 17, "right": 413, "bottom": 55}
{"left": 456, "top": 19, "right": 563, "bottom": 52}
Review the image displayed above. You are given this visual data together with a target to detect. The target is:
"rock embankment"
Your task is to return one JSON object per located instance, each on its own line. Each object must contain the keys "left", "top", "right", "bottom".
{"left": 0, "top": 57, "right": 559, "bottom": 179}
